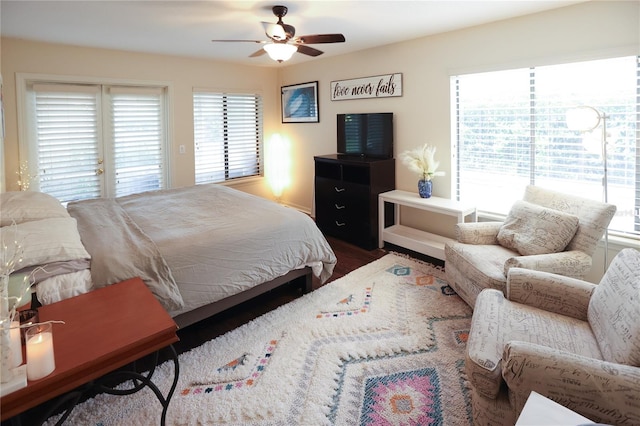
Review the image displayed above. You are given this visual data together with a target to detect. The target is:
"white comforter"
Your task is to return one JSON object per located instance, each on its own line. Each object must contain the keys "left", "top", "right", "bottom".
{"left": 68, "top": 184, "right": 336, "bottom": 317}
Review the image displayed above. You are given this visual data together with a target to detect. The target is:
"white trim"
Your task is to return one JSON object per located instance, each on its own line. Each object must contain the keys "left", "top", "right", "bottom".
{"left": 17, "top": 72, "right": 172, "bottom": 89}
{"left": 16, "top": 72, "right": 174, "bottom": 196}
{"left": 192, "top": 87, "right": 264, "bottom": 96}
{"left": 165, "top": 84, "right": 175, "bottom": 188}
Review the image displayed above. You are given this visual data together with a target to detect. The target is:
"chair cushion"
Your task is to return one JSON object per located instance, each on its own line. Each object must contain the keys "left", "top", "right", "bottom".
{"left": 588, "top": 248, "right": 640, "bottom": 366}
{"left": 445, "top": 242, "right": 516, "bottom": 293}
{"left": 497, "top": 200, "right": 579, "bottom": 256}
{"left": 467, "top": 289, "right": 603, "bottom": 399}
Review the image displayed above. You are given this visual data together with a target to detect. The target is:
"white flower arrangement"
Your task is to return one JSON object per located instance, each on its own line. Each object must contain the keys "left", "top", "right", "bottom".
{"left": 399, "top": 144, "right": 445, "bottom": 181}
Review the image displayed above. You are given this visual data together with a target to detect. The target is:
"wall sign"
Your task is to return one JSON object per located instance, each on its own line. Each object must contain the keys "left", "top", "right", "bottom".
{"left": 330, "top": 73, "right": 402, "bottom": 101}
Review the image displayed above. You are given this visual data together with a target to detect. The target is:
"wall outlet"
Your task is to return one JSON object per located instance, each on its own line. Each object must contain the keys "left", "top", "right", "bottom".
{"left": 179, "top": 145, "right": 186, "bottom": 154}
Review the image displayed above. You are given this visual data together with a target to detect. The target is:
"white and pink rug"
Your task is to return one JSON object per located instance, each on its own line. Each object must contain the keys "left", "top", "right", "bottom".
{"left": 46, "top": 253, "right": 474, "bottom": 425}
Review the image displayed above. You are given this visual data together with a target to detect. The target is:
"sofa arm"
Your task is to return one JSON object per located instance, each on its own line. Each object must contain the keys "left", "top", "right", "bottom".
{"left": 465, "top": 289, "right": 506, "bottom": 399}
{"left": 502, "top": 341, "right": 640, "bottom": 425}
{"left": 504, "top": 250, "right": 592, "bottom": 279}
{"left": 506, "top": 268, "right": 596, "bottom": 321}
{"left": 455, "top": 222, "right": 503, "bottom": 245}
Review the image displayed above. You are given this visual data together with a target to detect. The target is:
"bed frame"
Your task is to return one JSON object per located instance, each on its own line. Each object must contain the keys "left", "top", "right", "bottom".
{"left": 172, "top": 267, "right": 313, "bottom": 329}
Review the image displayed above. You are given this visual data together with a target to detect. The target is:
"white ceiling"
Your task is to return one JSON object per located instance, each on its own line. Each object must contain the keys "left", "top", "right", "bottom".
{"left": 1, "top": 0, "right": 585, "bottom": 67}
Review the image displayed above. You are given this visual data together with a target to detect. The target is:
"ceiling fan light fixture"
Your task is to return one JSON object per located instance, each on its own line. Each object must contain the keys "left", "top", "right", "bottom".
{"left": 264, "top": 43, "right": 297, "bottom": 62}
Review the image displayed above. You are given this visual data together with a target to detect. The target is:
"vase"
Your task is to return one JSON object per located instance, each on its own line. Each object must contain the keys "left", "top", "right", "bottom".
{"left": 418, "top": 179, "right": 432, "bottom": 198}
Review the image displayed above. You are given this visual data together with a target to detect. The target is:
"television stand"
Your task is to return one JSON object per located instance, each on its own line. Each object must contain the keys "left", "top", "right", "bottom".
{"left": 314, "top": 154, "right": 395, "bottom": 250}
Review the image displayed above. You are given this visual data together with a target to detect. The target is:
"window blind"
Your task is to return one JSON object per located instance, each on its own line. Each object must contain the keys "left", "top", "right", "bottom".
{"left": 193, "top": 92, "right": 262, "bottom": 184}
{"left": 27, "top": 82, "right": 168, "bottom": 202}
{"left": 32, "top": 85, "right": 103, "bottom": 202}
{"left": 110, "top": 89, "right": 165, "bottom": 197}
{"left": 453, "top": 56, "right": 640, "bottom": 237}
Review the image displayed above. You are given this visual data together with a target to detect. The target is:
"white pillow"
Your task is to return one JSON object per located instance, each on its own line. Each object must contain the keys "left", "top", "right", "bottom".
{"left": 0, "top": 191, "right": 69, "bottom": 226}
{"left": 0, "top": 217, "right": 90, "bottom": 270}
{"left": 497, "top": 200, "right": 579, "bottom": 256}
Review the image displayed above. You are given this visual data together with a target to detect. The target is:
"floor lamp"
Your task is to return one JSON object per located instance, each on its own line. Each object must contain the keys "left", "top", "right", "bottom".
{"left": 566, "top": 106, "right": 610, "bottom": 271}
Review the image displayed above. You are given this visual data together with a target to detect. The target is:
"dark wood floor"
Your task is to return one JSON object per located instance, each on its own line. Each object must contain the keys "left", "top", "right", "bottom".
{"left": 173, "top": 236, "right": 389, "bottom": 355}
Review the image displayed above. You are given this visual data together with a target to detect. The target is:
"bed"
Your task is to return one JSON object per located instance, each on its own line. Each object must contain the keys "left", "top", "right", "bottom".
{"left": 0, "top": 184, "right": 336, "bottom": 328}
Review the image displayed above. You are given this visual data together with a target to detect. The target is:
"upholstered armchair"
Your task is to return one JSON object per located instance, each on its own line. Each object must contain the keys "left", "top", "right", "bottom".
{"left": 465, "top": 248, "right": 640, "bottom": 426}
{"left": 445, "top": 185, "right": 616, "bottom": 307}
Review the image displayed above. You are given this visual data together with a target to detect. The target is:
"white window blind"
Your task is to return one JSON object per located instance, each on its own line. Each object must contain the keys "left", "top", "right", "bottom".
{"left": 32, "top": 84, "right": 103, "bottom": 201}
{"left": 26, "top": 82, "right": 168, "bottom": 202}
{"left": 193, "top": 92, "right": 262, "bottom": 184}
{"left": 453, "top": 56, "right": 640, "bottom": 237}
{"left": 110, "top": 88, "right": 165, "bottom": 197}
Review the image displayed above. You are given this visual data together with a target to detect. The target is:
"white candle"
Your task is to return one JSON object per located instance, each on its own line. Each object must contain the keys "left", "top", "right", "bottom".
{"left": 9, "top": 321, "right": 22, "bottom": 368}
{"left": 26, "top": 328, "right": 55, "bottom": 381}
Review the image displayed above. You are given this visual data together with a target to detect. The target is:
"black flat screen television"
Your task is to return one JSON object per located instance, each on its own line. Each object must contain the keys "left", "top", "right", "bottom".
{"left": 337, "top": 113, "right": 393, "bottom": 159}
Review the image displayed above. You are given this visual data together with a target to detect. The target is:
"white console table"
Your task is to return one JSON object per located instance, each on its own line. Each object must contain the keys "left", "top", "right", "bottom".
{"left": 378, "top": 190, "right": 477, "bottom": 260}
{"left": 516, "top": 391, "right": 593, "bottom": 425}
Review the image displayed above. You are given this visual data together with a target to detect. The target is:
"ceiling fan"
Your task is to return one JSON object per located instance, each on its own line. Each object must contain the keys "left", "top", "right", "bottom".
{"left": 211, "top": 5, "right": 345, "bottom": 62}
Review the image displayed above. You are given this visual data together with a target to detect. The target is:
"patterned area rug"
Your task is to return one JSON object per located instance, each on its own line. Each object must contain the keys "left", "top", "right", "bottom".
{"left": 46, "top": 253, "right": 474, "bottom": 425}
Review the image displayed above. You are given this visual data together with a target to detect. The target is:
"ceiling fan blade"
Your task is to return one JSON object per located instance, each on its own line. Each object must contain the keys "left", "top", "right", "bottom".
{"left": 211, "top": 39, "right": 266, "bottom": 44}
{"left": 296, "top": 44, "right": 324, "bottom": 57}
{"left": 249, "top": 48, "right": 266, "bottom": 58}
{"left": 282, "top": 23, "right": 296, "bottom": 39}
{"left": 262, "top": 21, "right": 287, "bottom": 41}
{"left": 296, "top": 34, "right": 345, "bottom": 44}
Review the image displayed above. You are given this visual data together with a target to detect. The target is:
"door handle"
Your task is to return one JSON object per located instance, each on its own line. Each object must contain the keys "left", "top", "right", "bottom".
{"left": 96, "top": 168, "right": 104, "bottom": 176}
{"left": 335, "top": 221, "right": 346, "bottom": 227}
{"left": 335, "top": 204, "right": 345, "bottom": 210}
{"left": 334, "top": 187, "right": 345, "bottom": 192}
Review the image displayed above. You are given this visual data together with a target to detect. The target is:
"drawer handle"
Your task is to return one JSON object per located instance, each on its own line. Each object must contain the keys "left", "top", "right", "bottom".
{"left": 335, "top": 204, "right": 345, "bottom": 210}
{"left": 334, "top": 187, "right": 346, "bottom": 193}
{"left": 335, "top": 221, "right": 346, "bottom": 227}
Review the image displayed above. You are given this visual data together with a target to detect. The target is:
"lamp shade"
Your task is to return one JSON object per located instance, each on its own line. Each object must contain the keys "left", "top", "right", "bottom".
{"left": 263, "top": 43, "right": 297, "bottom": 62}
{"left": 566, "top": 106, "right": 602, "bottom": 131}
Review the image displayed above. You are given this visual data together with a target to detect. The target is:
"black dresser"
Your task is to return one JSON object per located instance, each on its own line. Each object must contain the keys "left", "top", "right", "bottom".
{"left": 314, "top": 154, "right": 395, "bottom": 250}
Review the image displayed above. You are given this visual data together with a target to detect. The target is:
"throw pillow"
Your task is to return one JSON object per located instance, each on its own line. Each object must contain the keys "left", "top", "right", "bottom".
{"left": 0, "top": 191, "right": 69, "bottom": 226}
{"left": 497, "top": 200, "right": 579, "bottom": 256}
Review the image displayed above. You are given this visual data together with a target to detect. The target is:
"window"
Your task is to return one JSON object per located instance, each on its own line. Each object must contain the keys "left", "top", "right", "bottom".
{"left": 452, "top": 56, "right": 639, "bottom": 237}
{"left": 193, "top": 91, "right": 263, "bottom": 184}
{"left": 21, "top": 80, "right": 168, "bottom": 203}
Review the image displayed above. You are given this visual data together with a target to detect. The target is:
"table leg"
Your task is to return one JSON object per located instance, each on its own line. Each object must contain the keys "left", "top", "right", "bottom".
{"left": 95, "top": 345, "right": 179, "bottom": 426}
{"left": 22, "top": 345, "right": 179, "bottom": 426}
{"left": 378, "top": 196, "right": 385, "bottom": 248}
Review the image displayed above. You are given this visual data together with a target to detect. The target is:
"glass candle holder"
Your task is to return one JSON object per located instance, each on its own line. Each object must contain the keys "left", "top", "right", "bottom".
{"left": 19, "top": 309, "right": 39, "bottom": 344}
{"left": 26, "top": 322, "right": 55, "bottom": 381}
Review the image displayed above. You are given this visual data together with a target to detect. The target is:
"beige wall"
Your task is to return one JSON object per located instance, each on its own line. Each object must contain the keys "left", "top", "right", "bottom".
{"left": 1, "top": 1, "right": 639, "bottom": 280}
{"left": 276, "top": 0, "right": 638, "bottom": 282}
{"left": 278, "top": 0, "right": 639, "bottom": 210}
{"left": 2, "top": 2, "right": 637, "bottom": 206}
{"left": 1, "top": 38, "right": 280, "bottom": 198}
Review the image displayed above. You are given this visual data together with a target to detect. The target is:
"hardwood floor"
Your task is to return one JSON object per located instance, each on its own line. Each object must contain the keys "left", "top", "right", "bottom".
{"left": 173, "top": 236, "right": 388, "bottom": 355}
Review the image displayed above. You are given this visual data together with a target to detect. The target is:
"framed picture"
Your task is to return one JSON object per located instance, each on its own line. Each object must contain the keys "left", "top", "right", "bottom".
{"left": 281, "top": 81, "right": 319, "bottom": 123}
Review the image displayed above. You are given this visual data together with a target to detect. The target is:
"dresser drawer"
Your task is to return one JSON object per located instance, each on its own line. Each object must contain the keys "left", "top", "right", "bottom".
{"left": 315, "top": 209, "right": 370, "bottom": 245}
{"left": 315, "top": 178, "right": 369, "bottom": 207}
{"left": 315, "top": 178, "right": 369, "bottom": 242}
{"left": 313, "top": 155, "right": 395, "bottom": 250}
